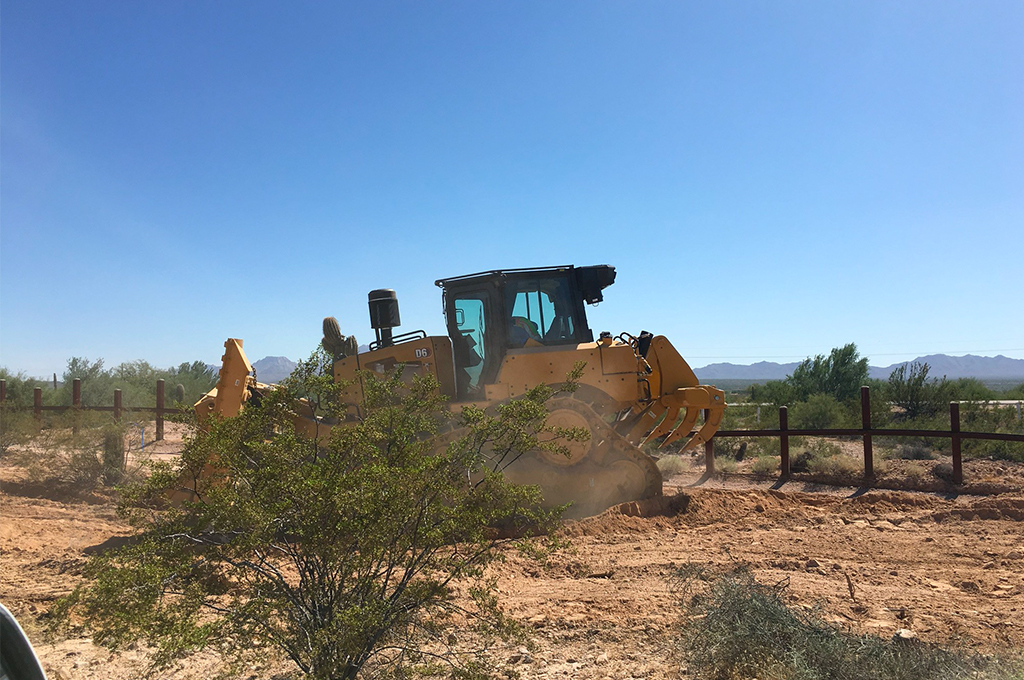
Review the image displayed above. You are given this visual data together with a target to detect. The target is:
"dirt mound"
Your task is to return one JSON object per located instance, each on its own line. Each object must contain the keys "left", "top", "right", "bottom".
{"left": 846, "top": 490, "right": 946, "bottom": 514}
{"left": 563, "top": 489, "right": 817, "bottom": 537}
{"left": 929, "top": 496, "right": 1024, "bottom": 522}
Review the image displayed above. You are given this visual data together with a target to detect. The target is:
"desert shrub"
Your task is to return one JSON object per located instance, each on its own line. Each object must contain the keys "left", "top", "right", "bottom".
{"left": 0, "top": 368, "right": 47, "bottom": 407}
{"left": 792, "top": 438, "right": 843, "bottom": 472}
{"left": 807, "top": 454, "right": 861, "bottom": 480}
{"left": 904, "top": 462, "right": 928, "bottom": 480}
{"left": 711, "top": 438, "right": 750, "bottom": 461}
{"left": 56, "top": 352, "right": 570, "bottom": 680}
{"left": 675, "top": 564, "right": 1013, "bottom": 680}
{"left": 715, "top": 457, "right": 737, "bottom": 477}
{"left": 657, "top": 455, "right": 688, "bottom": 477}
{"left": 52, "top": 357, "right": 217, "bottom": 409}
{"left": 749, "top": 437, "right": 780, "bottom": 458}
{"left": 885, "top": 362, "right": 952, "bottom": 422}
{"left": 890, "top": 443, "right": 937, "bottom": 460}
{"left": 963, "top": 439, "right": 1024, "bottom": 464}
{"left": 101, "top": 424, "right": 127, "bottom": 485}
{"left": 5, "top": 410, "right": 146, "bottom": 492}
{"left": 749, "top": 380, "right": 797, "bottom": 407}
{"left": 791, "top": 394, "right": 851, "bottom": 430}
{"left": 750, "top": 455, "right": 778, "bottom": 479}
{"left": 933, "top": 462, "right": 956, "bottom": 484}
{"left": 0, "top": 406, "right": 35, "bottom": 457}
{"left": 950, "top": 378, "right": 998, "bottom": 402}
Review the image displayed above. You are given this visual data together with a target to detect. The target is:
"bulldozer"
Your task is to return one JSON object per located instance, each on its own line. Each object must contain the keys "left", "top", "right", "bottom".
{"left": 196, "top": 265, "right": 725, "bottom": 517}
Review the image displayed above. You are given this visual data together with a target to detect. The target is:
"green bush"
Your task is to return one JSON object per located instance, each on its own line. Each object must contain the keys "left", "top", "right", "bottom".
{"left": 964, "top": 439, "right": 1024, "bottom": 463}
{"left": 807, "top": 454, "right": 861, "bottom": 479}
{"left": 56, "top": 351, "right": 568, "bottom": 680}
{"left": 675, "top": 565, "right": 1016, "bottom": 680}
{"left": 657, "top": 455, "right": 688, "bottom": 477}
{"left": 890, "top": 443, "right": 937, "bottom": 460}
{"left": 0, "top": 368, "right": 46, "bottom": 407}
{"left": 715, "top": 457, "right": 737, "bottom": 477}
{"left": 885, "top": 362, "right": 952, "bottom": 421}
{"left": 52, "top": 357, "right": 218, "bottom": 409}
{"left": 0, "top": 406, "right": 35, "bottom": 457}
{"left": 750, "top": 455, "right": 778, "bottom": 479}
{"left": 791, "top": 394, "right": 851, "bottom": 430}
{"left": 750, "top": 380, "right": 797, "bottom": 407}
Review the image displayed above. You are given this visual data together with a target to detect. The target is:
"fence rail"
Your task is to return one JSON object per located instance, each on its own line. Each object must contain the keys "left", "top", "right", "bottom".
{"left": 1, "top": 378, "right": 175, "bottom": 441}
{"left": 5, "top": 379, "right": 1022, "bottom": 487}
{"left": 706, "top": 385, "right": 1024, "bottom": 485}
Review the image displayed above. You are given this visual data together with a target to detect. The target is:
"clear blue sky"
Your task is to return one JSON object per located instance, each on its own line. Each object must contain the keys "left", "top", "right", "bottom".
{"left": 2, "top": 1, "right": 1022, "bottom": 377}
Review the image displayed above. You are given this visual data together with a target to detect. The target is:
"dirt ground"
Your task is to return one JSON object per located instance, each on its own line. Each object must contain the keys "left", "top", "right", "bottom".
{"left": 2, "top": 425, "right": 1022, "bottom": 679}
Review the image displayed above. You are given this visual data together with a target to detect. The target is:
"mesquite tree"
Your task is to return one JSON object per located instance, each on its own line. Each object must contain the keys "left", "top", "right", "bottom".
{"left": 57, "top": 351, "right": 578, "bottom": 680}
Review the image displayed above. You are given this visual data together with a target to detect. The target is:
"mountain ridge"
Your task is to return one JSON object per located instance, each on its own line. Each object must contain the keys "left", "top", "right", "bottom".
{"left": 694, "top": 354, "right": 1024, "bottom": 381}
{"left": 212, "top": 353, "right": 1024, "bottom": 384}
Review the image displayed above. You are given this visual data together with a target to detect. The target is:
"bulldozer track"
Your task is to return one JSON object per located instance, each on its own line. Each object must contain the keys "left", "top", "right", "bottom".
{"left": 438, "top": 387, "right": 663, "bottom": 519}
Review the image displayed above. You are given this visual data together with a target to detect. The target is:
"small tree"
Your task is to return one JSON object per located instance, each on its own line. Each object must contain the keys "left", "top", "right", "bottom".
{"left": 885, "top": 362, "right": 951, "bottom": 421}
{"left": 787, "top": 343, "right": 868, "bottom": 403}
{"left": 57, "top": 351, "right": 573, "bottom": 679}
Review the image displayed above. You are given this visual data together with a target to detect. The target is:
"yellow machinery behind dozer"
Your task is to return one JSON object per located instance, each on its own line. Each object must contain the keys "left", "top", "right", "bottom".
{"left": 198, "top": 265, "right": 725, "bottom": 518}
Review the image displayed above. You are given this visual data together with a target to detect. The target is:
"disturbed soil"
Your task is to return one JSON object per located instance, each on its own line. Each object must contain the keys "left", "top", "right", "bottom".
{"left": 2, "top": 426, "right": 1022, "bottom": 679}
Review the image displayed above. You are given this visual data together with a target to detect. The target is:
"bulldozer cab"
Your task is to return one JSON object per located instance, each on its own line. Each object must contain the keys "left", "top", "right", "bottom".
{"left": 435, "top": 265, "right": 616, "bottom": 400}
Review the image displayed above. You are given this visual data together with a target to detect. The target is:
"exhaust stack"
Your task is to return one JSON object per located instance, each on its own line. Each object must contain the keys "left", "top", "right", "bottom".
{"left": 368, "top": 289, "right": 401, "bottom": 348}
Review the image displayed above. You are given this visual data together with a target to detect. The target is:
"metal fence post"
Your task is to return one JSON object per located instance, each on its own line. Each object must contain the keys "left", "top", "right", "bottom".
{"left": 779, "top": 405, "right": 789, "bottom": 478}
{"left": 703, "top": 409, "right": 715, "bottom": 475}
{"left": 156, "top": 379, "right": 165, "bottom": 441}
{"left": 861, "top": 386, "right": 873, "bottom": 480}
{"left": 950, "top": 402, "right": 962, "bottom": 485}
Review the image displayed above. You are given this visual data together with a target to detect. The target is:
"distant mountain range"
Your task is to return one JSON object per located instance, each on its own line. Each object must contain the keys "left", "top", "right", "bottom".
{"left": 209, "top": 353, "right": 1024, "bottom": 385}
{"left": 694, "top": 354, "right": 1024, "bottom": 382}
{"left": 251, "top": 356, "right": 298, "bottom": 384}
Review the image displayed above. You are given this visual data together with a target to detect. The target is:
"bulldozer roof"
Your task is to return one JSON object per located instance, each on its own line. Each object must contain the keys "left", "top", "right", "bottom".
{"left": 435, "top": 264, "right": 616, "bottom": 305}
{"left": 435, "top": 264, "right": 578, "bottom": 287}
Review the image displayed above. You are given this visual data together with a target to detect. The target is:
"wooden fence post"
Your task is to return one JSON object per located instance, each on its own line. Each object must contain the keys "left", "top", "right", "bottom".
{"left": 156, "top": 379, "right": 165, "bottom": 441}
{"left": 861, "top": 386, "right": 873, "bottom": 480}
{"left": 114, "top": 389, "right": 123, "bottom": 423}
{"left": 779, "top": 405, "right": 789, "bottom": 478}
{"left": 950, "top": 402, "right": 963, "bottom": 485}
{"left": 34, "top": 387, "right": 42, "bottom": 424}
{"left": 0, "top": 379, "right": 6, "bottom": 403}
{"left": 72, "top": 378, "right": 82, "bottom": 435}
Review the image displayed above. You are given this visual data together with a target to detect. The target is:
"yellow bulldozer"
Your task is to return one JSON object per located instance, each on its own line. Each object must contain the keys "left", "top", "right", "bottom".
{"left": 197, "top": 265, "right": 725, "bottom": 517}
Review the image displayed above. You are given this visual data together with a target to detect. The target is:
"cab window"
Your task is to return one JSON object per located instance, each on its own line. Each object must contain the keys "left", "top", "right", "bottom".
{"left": 506, "top": 277, "right": 577, "bottom": 347}
{"left": 452, "top": 295, "right": 488, "bottom": 393}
